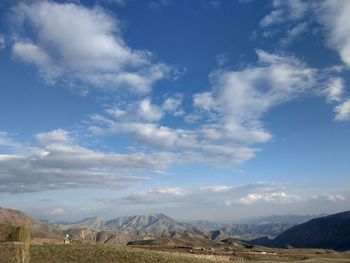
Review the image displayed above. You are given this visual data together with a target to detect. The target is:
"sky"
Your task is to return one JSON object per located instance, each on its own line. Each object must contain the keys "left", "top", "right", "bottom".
{"left": 0, "top": 0, "right": 349, "bottom": 222}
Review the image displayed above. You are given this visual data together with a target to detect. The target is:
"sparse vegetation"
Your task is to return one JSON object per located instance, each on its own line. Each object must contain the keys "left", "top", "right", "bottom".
{"left": 0, "top": 243, "right": 225, "bottom": 263}
{"left": 17, "top": 226, "right": 31, "bottom": 263}
{"left": 1, "top": 243, "right": 350, "bottom": 263}
{"left": 0, "top": 223, "right": 20, "bottom": 242}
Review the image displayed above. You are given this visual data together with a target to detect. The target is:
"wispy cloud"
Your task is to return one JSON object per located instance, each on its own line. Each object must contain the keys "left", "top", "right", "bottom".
{"left": 279, "top": 21, "right": 308, "bottom": 47}
{"left": 260, "top": 0, "right": 309, "bottom": 28}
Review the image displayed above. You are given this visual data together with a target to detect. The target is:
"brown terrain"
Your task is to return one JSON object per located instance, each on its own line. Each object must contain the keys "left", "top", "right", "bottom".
{"left": 0, "top": 207, "right": 349, "bottom": 263}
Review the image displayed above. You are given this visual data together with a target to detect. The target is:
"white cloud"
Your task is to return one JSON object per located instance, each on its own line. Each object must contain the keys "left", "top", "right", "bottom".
{"left": 238, "top": 192, "right": 290, "bottom": 205}
{"left": 107, "top": 183, "right": 349, "bottom": 218}
{"left": 280, "top": 22, "right": 308, "bottom": 46}
{"left": 261, "top": 0, "right": 350, "bottom": 69}
{"left": 0, "top": 129, "right": 179, "bottom": 193}
{"left": 103, "top": 97, "right": 165, "bottom": 123}
{"left": 259, "top": 1, "right": 313, "bottom": 46}
{"left": 318, "top": 0, "right": 350, "bottom": 68}
{"left": 193, "top": 92, "right": 215, "bottom": 111}
{"left": 193, "top": 50, "right": 316, "bottom": 143}
{"left": 35, "top": 129, "right": 71, "bottom": 145}
{"left": 13, "top": 42, "right": 51, "bottom": 66}
{"left": 334, "top": 99, "right": 350, "bottom": 121}
{"left": 90, "top": 119, "right": 258, "bottom": 165}
{"left": 11, "top": 1, "right": 170, "bottom": 92}
{"left": 113, "top": 182, "right": 346, "bottom": 210}
{"left": 325, "top": 77, "right": 344, "bottom": 102}
{"left": 162, "top": 93, "right": 184, "bottom": 116}
{"left": 90, "top": 50, "right": 349, "bottom": 166}
{"left": 260, "top": 0, "right": 308, "bottom": 28}
{"left": 138, "top": 98, "right": 164, "bottom": 122}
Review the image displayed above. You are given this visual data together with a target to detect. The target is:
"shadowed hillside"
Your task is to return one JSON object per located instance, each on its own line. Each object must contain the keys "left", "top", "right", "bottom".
{"left": 250, "top": 211, "right": 350, "bottom": 251}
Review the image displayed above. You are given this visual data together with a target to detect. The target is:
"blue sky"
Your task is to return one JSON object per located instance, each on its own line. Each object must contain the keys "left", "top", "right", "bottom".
{"left": 0, "top": 0, "right": 349, "bottom": 221}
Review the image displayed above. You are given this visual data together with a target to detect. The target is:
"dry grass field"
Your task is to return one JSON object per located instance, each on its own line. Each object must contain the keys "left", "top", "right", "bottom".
{"left": 0, "top": 243, "right": 225, "bottom": 263}
{"left": 0, "top": 243, "right": 350, "bottom": 263}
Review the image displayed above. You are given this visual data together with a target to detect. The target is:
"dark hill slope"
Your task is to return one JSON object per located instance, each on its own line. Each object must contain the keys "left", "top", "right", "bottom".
{"left": 251, "top": 211, "right": 350, "bottom": 251}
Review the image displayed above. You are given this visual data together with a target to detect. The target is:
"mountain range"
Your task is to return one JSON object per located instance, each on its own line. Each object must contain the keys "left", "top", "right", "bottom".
{"left": 60, "top": 214, "right": 319, "bottom": 240}
{"left": 1, "top": 207, "right": 349, "bottom": 250}
{"left": 58, "top": 213, "right": 188, "bottom": 232}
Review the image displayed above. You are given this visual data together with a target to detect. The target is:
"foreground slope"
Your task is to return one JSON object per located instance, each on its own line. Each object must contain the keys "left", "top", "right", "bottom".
{"left": 251, "top": 210, "right": 350, "bottom": 251}
{"left": 0, "top": 207, "right": 60, "bottom": 238}
{"left": 0, "top": 243, "right": 224, "bottom": 263}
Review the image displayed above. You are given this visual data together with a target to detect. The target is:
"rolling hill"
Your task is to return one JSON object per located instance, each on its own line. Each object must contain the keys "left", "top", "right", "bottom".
{"left": 250, "top": 210, "right": 350, "bottom": 251}
{"left": 0, "top": 207, "right": 61, "bottom": 238}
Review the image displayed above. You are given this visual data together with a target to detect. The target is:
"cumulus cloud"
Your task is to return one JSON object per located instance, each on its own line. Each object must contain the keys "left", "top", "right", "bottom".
{"left": 91, "top": 50, "right": 317, "bottom": 166}
{"left": 318, "top": 0, "right": 350, "bottom": 67}
{"left": 101, "top": 94, "right": 184, "bottom": 124}
{"left": 89, "top": 50, "right": 348, "bottom": 166}
{"left": 0, "top": 129, "right": 180, "bottom": 193}
{"left": 90, "top": 118, "right": 258, "bottom": 165}
{"left": 237, "top": 192, "right": 290, "bottom": 205}
{"left": 35, "top": 129, "right": 72, "bottom": 145}
{"left": 137, "top": 98, "right": 164, "bottom": 122}
{"left": 193, "top": 50, "right": 316, "bottom": 143}
{"left": 334, "top": 99, "right": 350, "bottom": 121}
{"left": 162, "top": 93, "right": 184, "bottom": 116}
{"left": 11, "top": 1, "right": 170, "bottom": 93}
{"left": 324, "top": 77, "right": 344, "bottom": 102}
{"left": 13, "top": 42, "right": 51, "bottom": 66}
